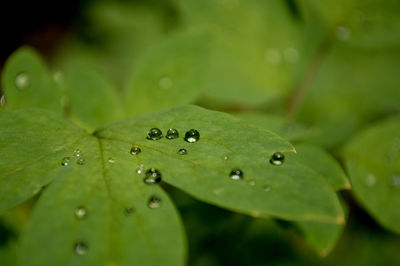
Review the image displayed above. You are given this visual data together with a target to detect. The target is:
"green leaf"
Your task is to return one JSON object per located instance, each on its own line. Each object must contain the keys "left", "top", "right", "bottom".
{"left": 62, "top": 62, "right": 123, "bottom": 131}
{"left": 0, "top": 109, "right": 185, "bottom": 266}
{"left": 297, "top": 221, "right": 343, "bottom": 257}
{"left": 96, "top": 105, "right": 343, "bottom": 223}
{"left": 1, "top": 47, "right": 62, "bottom": 112}
{"left": 288, "top": 144, "right": 348, "bottom": 255}
{"left": 238, "top": 113, "right": 349, "bottom": 254}
{"left": 342, "top": 116, "right": 400, "bottom": 234}
{"left": 0, "top": 105, "right": 345, "bottom": 266}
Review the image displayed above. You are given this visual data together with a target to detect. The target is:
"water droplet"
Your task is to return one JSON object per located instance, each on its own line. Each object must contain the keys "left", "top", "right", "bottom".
{"left": 178, "top": 148, "right": 187, "bottom": 155}
{"left": 391, "top": 174, "right": 400, "bottom": 188}
{"left": 53, "top": 71, "right": 64, "bottom": 83}
{"left": 223, "top": 156, "right": 229, "bottom": 160}
{"left": 74, "top": 149, "right": 81, "bottom": 157}
{"left": 0, "top": 95, "right": 5, "bottom": 108}
{"left": 213, "top": 188, "right": 225, "bottom": 195}
{"left": 264, "top": 185, "right": 272, "bottom": 192}
{"left": 270, "top": 152, "right": 284, "bottom": 166}
{"left": 248, "top": 180, "right": 256, "bottom": 186}
{"left": 184, "top": 129, "right": 200, "bottom": 143}
{"left": 284, "top": 47, "right": 299, "bottom": 63}
{"left": 75, "top": 206, "right": 87, "bottom": 220}
{"left": 159, "top": 77, "right": 173, "bottom": 90}
{"left": 146, "top": 128, "right": 163, "bottom": 140}
{"left": 336, "top": 26, "right": 351, "bottom": 41}
{"left": 365, "top": 173, "right": 376, "bottom": 187}
{"left": 136, "top": 164, "right": 144, "bottom": 174}
{"left": 61, "top": 157, "right": 71, "bottom": 166}
{"left": 74, "top": 241, "right": 88, "bottom": 255}
{"left": 77, "top": 158, "right": 85, "bottom": 165}
{"left": 108, "top": 158, "right": 115, "bottom": 163}
{"left": 143, "top": 168, "right": 162, "bottom": 184}
{"left": 264, "top": 48, "right": 281, "bottom": 65}
{"left": 15, "top": 73, "right": 29, "bottom": 90}
{"left": 230, "top": 169, "right": 243, "bottom": 180}
{"left": 130, "top": 145, "right": 141, "bottom": 155}
{"left": 148, "top": 196, "right": 162, "bottom": 209}
{"left": 124, "top": 207, "right": 135, "bottom": 216}
{"left": 166, "top": 128, "right": 179, "bottom": 139}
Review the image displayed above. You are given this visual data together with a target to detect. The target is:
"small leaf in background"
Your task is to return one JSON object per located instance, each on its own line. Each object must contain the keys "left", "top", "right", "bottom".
{"left": 301, "top": 0, "right": 400, "bottom": 48}
{"left": 61, "top": 61, "right": 123, "bottom": 131}
{"left": 124, "top": 31, "right": 209, "bottom": 116}
{"left": 1, "top": 47, "right": 62, "bottom": 112}
{"left": 297, "top": 44, "right": 400, "bottom": 149}
{"left": 124, "top": 0, "right": 313, "bottom": 114}
{"left": 343, "top": 116, "right": 400, "bottom": 234}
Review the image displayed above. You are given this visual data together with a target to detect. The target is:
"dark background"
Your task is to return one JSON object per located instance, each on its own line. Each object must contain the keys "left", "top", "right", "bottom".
{"left": 0, "top": 0, "right": 81, "bottom": 68}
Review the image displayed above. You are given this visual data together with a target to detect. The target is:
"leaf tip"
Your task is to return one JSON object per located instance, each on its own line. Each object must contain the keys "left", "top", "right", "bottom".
{"left": 318, "top": 249, "right": 330, "bottom": 258}
{"left": 344, "top": 181, "right": 352, "bottom": 190}
{"left": 336, "top": 215, "right": 346, "bottom": 226}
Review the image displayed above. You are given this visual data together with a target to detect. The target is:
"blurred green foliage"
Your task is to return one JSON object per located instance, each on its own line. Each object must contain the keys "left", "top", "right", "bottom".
{"left": 1, "top": 0, "right": 400, "bottom": 265}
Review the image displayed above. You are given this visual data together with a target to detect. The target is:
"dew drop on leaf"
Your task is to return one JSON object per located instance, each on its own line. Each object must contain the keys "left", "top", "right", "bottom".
{"left": 74, "top": 149, "right": 81, "bottom": 157}
{"left": 248, "top": 180, "right": 256, "bottom": 186}
{"left": 365, "top": 173, "right": 376, "bottom": 187}
{"left": 148, "top": 196, "right": 162, "bottom": 209}
{"left": 178, "top": 148, "right": 187, "bottom": 155}
{"left": 284, "top": 47, "right": 299, "bottom": 63}
{"left": 264, "top": 48, "right": 281, "bottom": 66}
{"left": 166, "top": 128, "right": 179, "bottom": 139}
{"left": 223, "top": 156, "right": 229, "bottom": 160}
{"left": 143, "top": 168, "right": 162, "bottom": 184}
{"left": 136, "top": 164, "right": 144, "bottom": 174}
{"left": 53, "top": 71, "right": 64, "bottom": 83}
{"left": 159, "top": 76, "right": 173, "bottom": 90}
{"left": 146, "top": 128, "right": 163, "bottom": 140}
{"left": 124, "top": 207, "right": 135, "bottom": 216}
{"left": 391, "top": 174, "right": 400, "bottom": 188}
{"left": 74, "top": 241, "right": 88, "bottom": 255}
{"left": 336, "top": 26, "right": 351, "bottom": 41}
{"left": 61, "top": 157, "right": 70, "bottom": 166}
{"left": 230, "top": 169, "right": 243, "bottom": 180}
{"left": 270, "top": 152, "right": 285, "bottom": 166}
{"left": 130, "top": 145, "right": 141, "bottom": 155}
{"left": 15, "top": 72, "right": 29, "bottom": 90}
{"left": 75, "top": 206, "right": 87, "bottom": 220}
{"left": 108, "top": 158, "right": 115, "bottom": 163}
{"left": 76, "top": 158, "right": 85, "bottom": 165}
{"left": 264, "top": 185, "right": 272, "bottom": 192}
{"left": 0, "top": 95, "right": 5, "bottom": 107}
{"left": 184, "top": 129, "right": 200, "bottom": 143}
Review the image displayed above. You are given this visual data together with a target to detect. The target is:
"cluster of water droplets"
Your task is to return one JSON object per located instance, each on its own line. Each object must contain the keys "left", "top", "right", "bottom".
{"left": 264, "top": 47, "right": 299, "bottom": 66}
{"left": 61, "top": 149, "right": 86, "bottom": 166}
